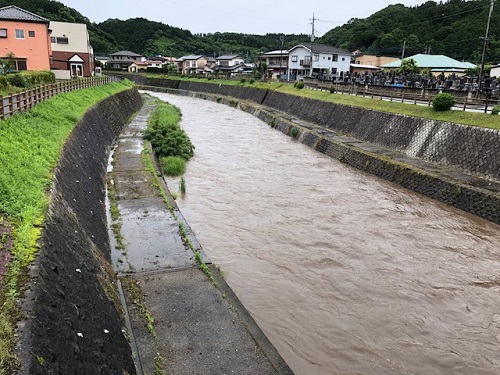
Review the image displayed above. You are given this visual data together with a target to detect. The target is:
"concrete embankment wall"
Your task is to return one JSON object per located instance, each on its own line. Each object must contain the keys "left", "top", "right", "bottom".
{"left": 130, "top": 76, "right": 500, "bottom": 182}
{"left": 18, "top": 88, "right": 143, "bottom": 374}
{"left": 130, "top": 76, "right": 500, "bottom": 224}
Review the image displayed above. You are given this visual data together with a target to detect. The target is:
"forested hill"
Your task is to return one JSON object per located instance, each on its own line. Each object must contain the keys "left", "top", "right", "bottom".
{"left": 320, "top": 0, "right": 499, "bottom": 64}
{"left": 1, "top": 0, "right": 498, "bottom": 64}
{"left": 0, "top": 0, "right": 310, "bottom": 58}
{"left": 97, "top": 18, "right": 310, "bottom": 59}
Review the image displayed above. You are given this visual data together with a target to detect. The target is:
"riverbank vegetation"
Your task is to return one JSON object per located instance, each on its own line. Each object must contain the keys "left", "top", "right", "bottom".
{"left": 143, "top": 102, "right": 195, "bottom": 176}
{"left": 0, "top": 80, "right": 134, "bottom": 374}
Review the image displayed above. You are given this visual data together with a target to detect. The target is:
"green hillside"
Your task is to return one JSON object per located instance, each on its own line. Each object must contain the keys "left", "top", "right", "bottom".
{"left": 1, "top": 0, "right": 498, "bottom": 64}
{"left": 320, "top": 0, "right": 499, "bottom": 64}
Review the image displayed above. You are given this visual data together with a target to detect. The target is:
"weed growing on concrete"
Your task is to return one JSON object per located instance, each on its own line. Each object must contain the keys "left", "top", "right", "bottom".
{"left": 107, "top": 176, "right": 127, "bottom": 252}
{"left": 122, "top": 277, "right": 157, "bottom": 338}
{"left": 291, "top": 127, "right": 299, "bottom": 138}
{"left": 154, "top": 353, "right": 168, "bottom": 375}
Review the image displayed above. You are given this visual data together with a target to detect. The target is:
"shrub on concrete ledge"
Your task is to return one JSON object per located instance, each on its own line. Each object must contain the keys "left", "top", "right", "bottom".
{"left": 294, "top": 81, "right": 304, "bottom": 90}
{"left": 432, "top": 93, "right": 456, "bottom": 111}
{"left": 143, "top": 102, "right": 195, "bottom": 160}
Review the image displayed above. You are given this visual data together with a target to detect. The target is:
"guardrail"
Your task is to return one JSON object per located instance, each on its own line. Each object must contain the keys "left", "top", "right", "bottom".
{"left": 304, "top": 81, "right": 500, "bottom": 114}
{"left": 0, "top": 76, "right": 115, "bottom": 120}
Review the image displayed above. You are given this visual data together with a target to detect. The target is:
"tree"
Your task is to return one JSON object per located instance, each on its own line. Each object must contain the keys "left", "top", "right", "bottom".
{"left": 398, "top": 58, "right": 419, "bottom": 74}
{"left": 0, "top": 52, "right": 16, "bottom": 74}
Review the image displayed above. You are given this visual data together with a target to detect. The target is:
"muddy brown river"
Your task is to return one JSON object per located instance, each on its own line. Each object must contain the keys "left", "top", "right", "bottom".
{"left": 146, "top": 91, "right": 500, "bottom": 375}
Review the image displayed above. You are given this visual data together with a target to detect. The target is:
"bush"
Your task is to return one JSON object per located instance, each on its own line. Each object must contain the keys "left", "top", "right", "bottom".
{"left": 294, "top": 81, "right": 304, "bottom": 90}
{"left": 160, "top": 156, "right": 186, "bottom": 176}
{"left": 432, "top": 93, "right": 456, "bottom": 111}
{"left": 492, "top": 106, "right": 500, "bottom": 115}
{"left": 7, "top": 73, "right": 27, "bottom": 87}
{"left": 143, "top": 103, "right": 195, "bottom": 160}
{"left": 240, "top": 78, "right": 246, "bottom": 83}
{"left": 0, "top": 75, "right": 9, "bottom": 90}
{"left": 328, "top": 85, "right": 336, "bottom": 94}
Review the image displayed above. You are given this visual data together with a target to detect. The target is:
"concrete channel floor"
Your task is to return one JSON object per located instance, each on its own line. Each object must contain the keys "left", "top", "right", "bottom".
{"left": 110, "top": 96, "right": 293, "bottom": 375}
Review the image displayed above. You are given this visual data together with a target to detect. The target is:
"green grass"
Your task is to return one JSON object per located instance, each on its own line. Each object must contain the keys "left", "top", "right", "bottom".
{"left": 0, "top": 79, "right": 134, "bottom": 374}
{"left": 160, "top": 156, "right": 186, "bottom": 176}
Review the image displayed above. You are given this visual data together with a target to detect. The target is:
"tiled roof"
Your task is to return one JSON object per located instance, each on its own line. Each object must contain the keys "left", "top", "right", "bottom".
{"left": 111, "top": 50, "right": 143, "bottom": 57}
{"left": 216, "top": 54, "right": 241, "bottom": 60}
{"left": 0, "top": 5, "right": 48, "bottom": 22}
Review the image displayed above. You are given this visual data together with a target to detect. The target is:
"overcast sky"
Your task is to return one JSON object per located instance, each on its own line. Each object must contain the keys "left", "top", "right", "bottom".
{"left": 59, "top": 0, "right": 428, "bottom": 36}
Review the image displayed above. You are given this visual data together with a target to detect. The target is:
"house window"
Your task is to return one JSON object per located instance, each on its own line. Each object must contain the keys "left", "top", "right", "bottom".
{"left": 332, "top": 55, "right": 338, "bottom": 62}
{"left": 328, "top": 56, "right": 331, "bottom": 61}
{"left": 342, "top": 57, "right": 345, "bottom": 61}
{"left": 291, "top": 55, "right": 298, "bottom": 62}
{"left": 16, "top": 60, "right": 27, "bottom": 70}
{"left": 15, "top": 29, "right": 24, "bottom": 39}
{"left": 51, "top": 36, "right": 56, "bottom": 43}
{"left": 0, "top": 28, "right": 7, "bottom": 38}
{"left": 28, "top": 30, "right": 35, "bottom": 37}
{"left": 57, "top": 37, "right": 69, "bottom": 44}
{"left": 313, "top": 54, "right": 319, "bottom": 61}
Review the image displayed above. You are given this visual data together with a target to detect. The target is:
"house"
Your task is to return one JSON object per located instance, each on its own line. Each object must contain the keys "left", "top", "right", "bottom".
{"left": 107, "top": 50, "right": 144, "bottom": 70}
{"left": 128, "top": 61, "right": 148, "bottom": 73}
{"left": 215, "top": 54, "right": 244, "bottom": 67}
{"left": 382, "top": 54, "right": 476, "bottom": 77}
{"left": 145, "top": 56, "right": 177, "bottom": 71}
{"left": 95, "top": 55, "right": 110, "bottom": 67}
{"left": 491, "top": 63, "right": 500, "bottom": 79}
{"left": 0, "top": 5, "right": 52, "bottom": 71}
{"left": 49, "top": 21, "right": 94, "bottom": 78}
{"left": 176, "top": 55, "right": 213, "bottom": 75}
{"left": 287, "top": 43, "right": 351, "bottom": 80}
{"left": 213, "top": 54, "right": 252, "bottom": 76}
{"left": 257, "top": 49, "right": 288, "bottom": 79}
{"left": 351, "top": 50, "right": 399, "bottom": 67}
{"left": 350, "top": 63, "right": 381, "bottom": 75}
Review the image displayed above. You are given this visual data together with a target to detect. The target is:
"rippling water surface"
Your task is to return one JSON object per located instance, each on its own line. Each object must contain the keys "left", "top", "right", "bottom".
{"left": 148, "top": 91, "right": 500, "bottom": 375}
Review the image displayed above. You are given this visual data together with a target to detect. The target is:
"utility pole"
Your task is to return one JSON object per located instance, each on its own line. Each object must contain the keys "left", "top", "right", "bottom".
{"left": 309, "top": 13, "right": 316, "bottom": 77}
{"left": 479, "top": 0, "right": 495, "bottom": 86}
{"left": 279, "top": 35, "right": 284, "bottom": 80}
{"left": 401, "top": 40, "right": 406, "bottom": 60}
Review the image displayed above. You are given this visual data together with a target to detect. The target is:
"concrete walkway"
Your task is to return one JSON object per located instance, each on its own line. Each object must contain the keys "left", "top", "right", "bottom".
{"left": 110, "top": 96, "right": 293, "bottom": 375}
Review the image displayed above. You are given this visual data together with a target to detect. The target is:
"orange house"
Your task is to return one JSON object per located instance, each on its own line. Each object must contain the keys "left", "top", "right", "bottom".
{"left": 0, "top": 5, "right": 52, "bottom": 71}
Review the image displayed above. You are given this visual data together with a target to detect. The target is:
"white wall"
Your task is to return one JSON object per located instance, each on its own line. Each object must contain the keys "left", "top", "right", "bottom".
{"left": 49, "top": 21, "right": 90, "bottom": 53}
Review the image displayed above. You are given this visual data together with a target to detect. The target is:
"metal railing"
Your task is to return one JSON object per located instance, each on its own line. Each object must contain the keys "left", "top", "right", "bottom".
{"left": 0, "top": 76, "right": 115, "bottom": 120}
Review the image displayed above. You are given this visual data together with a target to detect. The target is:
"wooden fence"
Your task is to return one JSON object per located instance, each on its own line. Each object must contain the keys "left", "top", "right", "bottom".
{"left": 0, "top": 76, "right": 115, "bottom": 120}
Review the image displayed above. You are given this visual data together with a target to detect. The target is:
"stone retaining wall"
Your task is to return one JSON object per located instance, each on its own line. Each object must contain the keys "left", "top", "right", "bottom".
{"left": 129, "top": 76, "right": 500, "bottom": 182}
{"left": 18, "top": 88, "right": 143, "bottom": 374}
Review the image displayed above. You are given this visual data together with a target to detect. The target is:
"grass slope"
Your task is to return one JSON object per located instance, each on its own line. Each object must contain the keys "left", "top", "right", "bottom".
{"left": 0, "top": 80, "right": 134, "bottom": 373}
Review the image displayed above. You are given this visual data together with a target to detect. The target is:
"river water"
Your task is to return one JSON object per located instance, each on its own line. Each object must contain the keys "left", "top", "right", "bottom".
{"left": 147, "top": 91, "right": 500, "bottom": 375}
